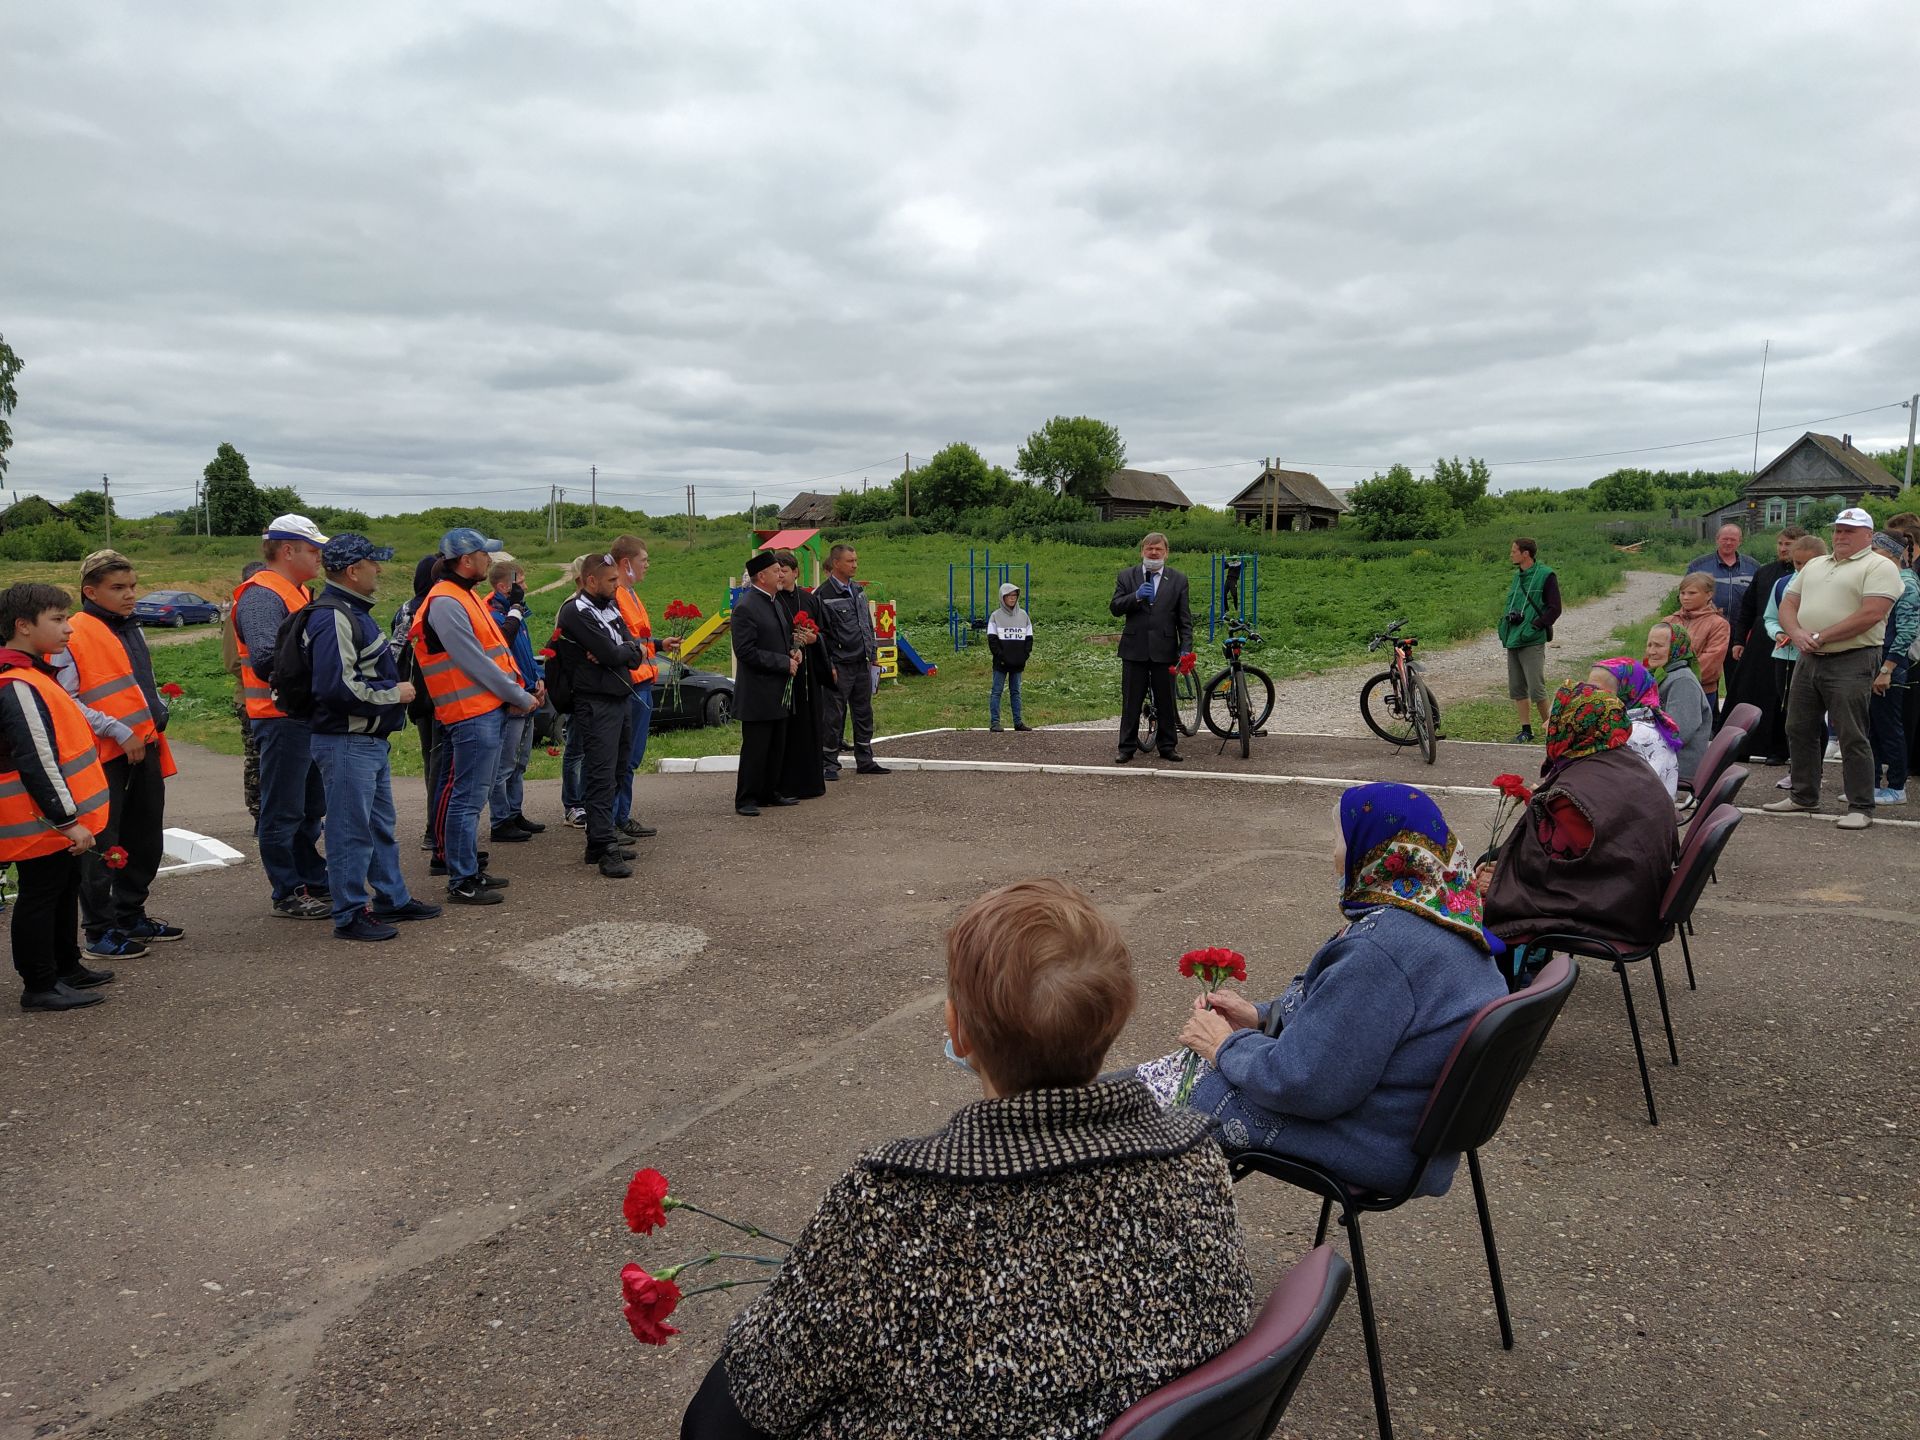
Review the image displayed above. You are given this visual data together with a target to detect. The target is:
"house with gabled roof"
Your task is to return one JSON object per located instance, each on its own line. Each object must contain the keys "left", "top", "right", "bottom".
{"left": 1701, "top": 432, "right": 1901, "bottom": 533}
{"left": 1228, "top": 462, "right": 1349, "bottom": 531}
{"left": 1094, "top": 469, "right": 1193, "bottom": 523}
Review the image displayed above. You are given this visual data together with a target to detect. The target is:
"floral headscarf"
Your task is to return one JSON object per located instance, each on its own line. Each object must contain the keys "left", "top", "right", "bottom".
{"left": 1595, "top": 656, "right": 1682, "bottom": 753}
{"left": 1544, "top": 681, "right": 1631, "bottom": 776}
{"left": 1339, "top": 783, "right": 1497, "bottom": 953}
{"left": 1649, "top": 621, "right": 1694, "bottom": 680}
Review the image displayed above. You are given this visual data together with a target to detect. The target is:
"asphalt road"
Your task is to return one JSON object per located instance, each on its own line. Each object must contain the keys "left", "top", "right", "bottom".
{"left": 2, "top": 738, "right": 1914, "bottom": 1438}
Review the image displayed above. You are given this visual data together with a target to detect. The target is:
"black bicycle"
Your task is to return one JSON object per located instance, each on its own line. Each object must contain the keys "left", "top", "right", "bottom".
{"left": 1201, "top": 619, "right": 1275, "bottom": 759}
{"left": 1360, "top": 618, "right": 1440, "bottom": 764}
{"left": 1138, "top": 663, "right": 1201, "bottom": 753}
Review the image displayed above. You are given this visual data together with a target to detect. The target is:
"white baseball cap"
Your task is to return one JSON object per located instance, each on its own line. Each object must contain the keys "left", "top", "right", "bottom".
{"left": 263, "top": 513, "right": 331, "bottom": 546}
{"left": 1833, "top": 507, "right": 1875, "bottom": 529}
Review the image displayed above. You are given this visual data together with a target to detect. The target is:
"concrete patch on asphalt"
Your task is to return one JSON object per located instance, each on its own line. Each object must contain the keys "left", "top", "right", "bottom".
{"left": 501, "top": 921, "right": 708, "bottom": 991}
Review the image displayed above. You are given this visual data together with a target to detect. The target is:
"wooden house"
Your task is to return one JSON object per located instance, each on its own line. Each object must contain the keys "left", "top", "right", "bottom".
{"left": 1701, "top": 432, "right": 1902, "bottom": 533}
{"left": 1093, "top": 469, "right": 1193, "bottom": 523}
{"left": 1228, "top": 462, "right": 1348, "bottom": 531}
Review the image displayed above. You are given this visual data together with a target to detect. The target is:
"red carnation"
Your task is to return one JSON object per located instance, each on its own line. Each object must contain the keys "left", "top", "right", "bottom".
{"left": 623, "top": 1168, "right": 671, "bottom": 1234}
{"left": 1178, "top": 947, "right": 1247, "bottom": 984}
{"left": 1491, "top": 773, "right": 1533, "bottom": 802}
{"left": 1176, "top": 653, "right": 1197, "bottom": 676}
{"left": 546, "top": 745, "right": 561, "bottom": 757}
{"left": 792, "top": 610, "right": 817, "bottom": 630}
{"left": 620, "top": 1263, "right": 682, "bottom": 1346}
{"left": 679, "top": 602, "right": 702, "bottom": 621}
{"left": 103, "top": 845, "right": 129, "bottom": 870}
{"left": 159, "top": 682, "right": 185, "bottom": 698}
{"left": 537, "top": 648, "right": 557, "bottom": 660}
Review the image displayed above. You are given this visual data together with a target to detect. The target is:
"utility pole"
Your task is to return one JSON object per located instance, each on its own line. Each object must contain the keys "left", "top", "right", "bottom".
{"left": 590, "top": 465, "right": 597, "bottom": 527}
{"left": 1750, "top": 339, "right": 1770, "bottom": 478}
{"left": 904, "top": 453, "right": 911, "bottom": 519}
{"left": 102, "top": 475, "right": 111, "bottom": 545}
{"left": 751, "top": 488, "right": 757, "bottom": 548}
{"left": 685, "top": 483, "right": 695, "bottom": 548}
{"left": 1905, "top": 393, "right": 1917, "bottom": 489}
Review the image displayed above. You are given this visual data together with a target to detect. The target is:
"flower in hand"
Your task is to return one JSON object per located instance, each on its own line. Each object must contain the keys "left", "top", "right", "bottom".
{"left": 620, "top": 1263, "right": 682, "bottom": 1345}
{"left": 103, "top": 845, "right": 129, "bottom": 870}
{"left": 1491, "top": 773, "right": 1533, "bottom": 803}
{"left": 1177, "top": 946, "right": 1248, "bottom": 985}
{"left": 1179, "top": 1005, "right": 1235, "bottom": 1064}
{"left": 159, "top": 682, "right": 185, "bottom": 698}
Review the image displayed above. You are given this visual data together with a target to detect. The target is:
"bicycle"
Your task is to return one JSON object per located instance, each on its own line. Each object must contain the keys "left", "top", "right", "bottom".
{"left": 1359, "top": 618, "right": 1441, "bottom": 764}
{"left": 1200, "top": 619, "right": 1275, "bottom": 759}
{"left": 1138, "top": 662, "right": 1201, "bottom": 753}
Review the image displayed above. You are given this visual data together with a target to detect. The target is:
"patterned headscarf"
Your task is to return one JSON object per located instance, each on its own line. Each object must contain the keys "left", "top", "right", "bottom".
{"left": 1544, "top": 681, "right": 1632, "bottom": 777}
{"left": 1595, "top": 656, "right": 1682, "bottom": 753}
{"left": 1339, "top": 783, "right": 1497, "bottom": 953}
{"left": 1649, "top": 621, "right": 1694, "bottom": 679}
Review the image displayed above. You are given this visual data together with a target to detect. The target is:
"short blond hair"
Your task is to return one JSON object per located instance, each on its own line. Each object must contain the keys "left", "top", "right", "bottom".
{"left": 1791, "top": 534, "right": 1828, "bottom": 560}
{"left": 488, "top": 558, "right": 522, "bottom": 588}
{"left": 609, "top": 534, "right": 647, "bottom": 561}
{"left": 1677, "top": 572, "right": 1715, "bottom": 596}
{"left": 946, "top": 879, "right": 1137, "bottom": 1094}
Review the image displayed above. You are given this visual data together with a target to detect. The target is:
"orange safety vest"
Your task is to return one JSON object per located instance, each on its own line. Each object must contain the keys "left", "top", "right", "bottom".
{"left": 409, "top": 581, "right": 521, "bottom": 724}
{"left": 232, "top": 570, "right": 313, "bottom": 720}
{"left": 614, "top": 588, "right": 658, "bottom": 684}
{"left": 64, "top": 612, "right": 179, "bottom": 777}
{"left": 0, "top": 663, "right": 111, "bottom": 861}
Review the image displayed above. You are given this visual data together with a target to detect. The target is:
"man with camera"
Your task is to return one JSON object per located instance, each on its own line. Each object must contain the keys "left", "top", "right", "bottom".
{"left": 1498, "top": 537, "right": 1562, "bottom": 743}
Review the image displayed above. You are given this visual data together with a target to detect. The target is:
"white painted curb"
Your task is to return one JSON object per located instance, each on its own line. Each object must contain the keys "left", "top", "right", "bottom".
{"left": 157, "top": 827, "right": 248, "bottom": 877}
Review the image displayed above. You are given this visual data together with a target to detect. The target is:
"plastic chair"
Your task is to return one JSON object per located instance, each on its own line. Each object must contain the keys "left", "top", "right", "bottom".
{"left": 1679, "top": 723, "right": 1748, "bottom": 802}
{"left": 1099, "top": 1244, "right": 1351, "bottom": 1440}
{"left": 1681, "top": 759, "right": 1749, "bottom": 911}
{"left": 1721, "top": 701, "right": 1761, "bottom": 736}
{"left": 1525, "top": 805, "right": 1742, "bottom": 1126}
{"left": 1227, "top": 955, "right": 1580, "bottom": 1440}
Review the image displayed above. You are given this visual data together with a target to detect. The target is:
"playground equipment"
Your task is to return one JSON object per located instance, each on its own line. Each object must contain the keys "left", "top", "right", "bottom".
{"left": 948, "top": 548, "right": 1032, "bottom": 652}
{"left": 1207, "top": 553, "right": 1260, "bottom": 641}
{"left": 675, "top": 609, "right": 733, "bottom": 667}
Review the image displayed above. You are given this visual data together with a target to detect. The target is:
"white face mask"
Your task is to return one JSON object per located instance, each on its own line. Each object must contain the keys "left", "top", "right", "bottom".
{"left": 1142, "top": 556, "right": 1165, "bottom": 573}
{"left": 943, "top": 1034, "right": 974, "bottom": 1072}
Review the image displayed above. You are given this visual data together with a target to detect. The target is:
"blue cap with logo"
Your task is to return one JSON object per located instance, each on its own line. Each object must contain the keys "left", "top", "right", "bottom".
{"left": 440, "top": 527, "right": 505, "bottom": 558}
{"left": 321, "top": 533, "right": 396, "bottom": 570}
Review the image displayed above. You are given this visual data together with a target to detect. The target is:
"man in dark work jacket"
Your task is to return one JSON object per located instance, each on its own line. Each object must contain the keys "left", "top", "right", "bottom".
{"left": 731, "top": 552, "right": 800, "bottom": 816}
{"left": 1110, "top": 531, "right": 1193, "bottom": 763}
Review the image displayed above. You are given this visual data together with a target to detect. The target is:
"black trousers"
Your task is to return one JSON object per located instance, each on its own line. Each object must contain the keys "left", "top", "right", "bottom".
{"left": 737, "top": 718, "right": 788, "bottom": 806}
{"left": 573, "top": 693, "right": 633, "bottom": 850}
{"left": 1118, "top": 658, "right": 1178, "bottom": 757}
{"left": 79, "top": 753, "right": 166, "bottom": 937}
{"left": 421, "top": 718, "right": 446, "bottom": 845}
{"left": 820, "top": 660, "right": 874, "bottom": 771}
{"left": 11, "top": 850, "right": 82, "bottom": 992}
{"left": 682, "top": 1360, "right": 775, "bottom": 1440}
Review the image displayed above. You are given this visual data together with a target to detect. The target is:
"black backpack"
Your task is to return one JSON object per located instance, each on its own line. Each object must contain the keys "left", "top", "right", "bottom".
{"left": 261, "top": 592, "right": 353, "bottom": 719}
{"left": 543, "top": 624, "right": 581, "bottom": 715}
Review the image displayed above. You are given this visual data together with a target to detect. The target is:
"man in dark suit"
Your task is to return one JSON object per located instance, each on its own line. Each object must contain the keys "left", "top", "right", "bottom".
{"left": 1110, "top": 532, "right": 1193, "bottom": 763}
{"left": 730, "top": 552, "right": 800, "bottom": 816}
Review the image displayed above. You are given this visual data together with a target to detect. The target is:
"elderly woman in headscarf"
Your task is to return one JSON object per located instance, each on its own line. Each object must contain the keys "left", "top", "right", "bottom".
{"left": 1587, "top": 656, "right": 1683, "bottom": 797}
{"left": 1483, "top": 682, "right": 1680, "bottom": 958}
{"left": 1136, "top": 783, "right": 1507, "bottom": 1199}
{"left": 1643, "top": 621, "right": 1713, "bottom": 788}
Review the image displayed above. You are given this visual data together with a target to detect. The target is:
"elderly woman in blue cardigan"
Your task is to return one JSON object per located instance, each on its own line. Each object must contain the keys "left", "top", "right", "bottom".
{"left": 1143, "top": 782, "right": 1508, "bottom": 1198}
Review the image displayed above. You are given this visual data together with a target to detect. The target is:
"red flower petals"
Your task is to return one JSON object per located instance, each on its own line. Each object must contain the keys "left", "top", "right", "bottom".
{"left": 159, "top": 682, "right": 185, "bottom": 698}
{"left": 1177, "top": 946, "right": 1247, "bottom": 985}
{"left": 620, "top": 1263, "right": 681, "bottom": 1345}
{"left": 103, "top": 845, "right": 129, "bottom": 870}
{"left": 664, "top": 600, "right": 704, "bottom": 622}
{"left": 546, "top": 746, "right": 561, "bottom": 757}
{"left": 623, "top": 1168, "right": 671, "bottom": 1234}
{"left": 1491, "top": 773, "right": 1533, "bottom": 802}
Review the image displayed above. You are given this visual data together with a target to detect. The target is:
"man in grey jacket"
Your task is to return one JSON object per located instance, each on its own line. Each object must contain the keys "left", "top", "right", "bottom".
{"left": 815, "top": 543, "right": 889, "bottom": 780}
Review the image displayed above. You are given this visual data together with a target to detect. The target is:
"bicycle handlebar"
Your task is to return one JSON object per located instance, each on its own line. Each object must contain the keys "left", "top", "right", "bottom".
{"left": 1366, "top": 618, "right": 1410, "bottom": 651}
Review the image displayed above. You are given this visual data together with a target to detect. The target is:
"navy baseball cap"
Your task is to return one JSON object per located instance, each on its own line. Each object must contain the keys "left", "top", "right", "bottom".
{"left": 322, "top": 533, "right": 396, "bottom": 570}
{"left": 440, "top": 527, "right": 505, "bottom": 558}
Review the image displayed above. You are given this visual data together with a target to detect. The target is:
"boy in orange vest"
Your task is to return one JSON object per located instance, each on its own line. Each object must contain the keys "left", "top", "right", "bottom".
{"left": 1, "top": 582, "right": 114, "bottom": 1011}
{"left": 55, "top": 550, "right": 183, "bottom": 960}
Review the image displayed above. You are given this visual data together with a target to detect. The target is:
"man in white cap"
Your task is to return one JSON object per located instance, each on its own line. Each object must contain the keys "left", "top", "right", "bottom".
{"left": 233, "top": 513, "right": 332, "bottom": 917}
{"left": 1764, "top": 507, "right": 1903, "bottom": 829}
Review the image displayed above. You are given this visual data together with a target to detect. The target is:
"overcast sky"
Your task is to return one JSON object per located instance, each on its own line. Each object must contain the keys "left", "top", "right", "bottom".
{"left": 6, "top": 1, "right": 1918, "bottom": 518}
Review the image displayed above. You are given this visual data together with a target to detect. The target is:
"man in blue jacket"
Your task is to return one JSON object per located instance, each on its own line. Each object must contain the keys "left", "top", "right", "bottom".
{"left": 306, "top": 534, "right": 443, "bottom": 941}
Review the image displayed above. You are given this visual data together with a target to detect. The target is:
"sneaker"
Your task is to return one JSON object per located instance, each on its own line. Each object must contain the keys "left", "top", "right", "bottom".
{"left": 272, "top": 893, "right": 331, "bottom": 920}
{"left": 1874, "top": 787, "right": 1908, "bottom": 806}
{"left": 304, "top": 884, "right": 331, "bottom": 899}
{"left": 420, "top": 831, "right": 437, "bottom": 851}
{"left": 60, "top": 963, "right": 116, "bottom": 988}
{"left": 447, "top": 877, "right": 504, "bottom": 906}
{"left": 1014, "top": 724, "right": 1034, "bottom": 732}
{"left": 334, "top": 913, "right": 400, "bottom": 942}
{"left": 1760, "top": 798, "right": 1817, "bottom": 814}
{"left": 83, "top": 930, "right": 149, "bottom": 960}
{"left": 617, "top": 818, "right": 656, "bottom": 838}
{"left": 429, "top": 849, "right": 489, "bottom": 877}
{"left": 125, "top": 917, "right": 185, "bottom": 944}
{"left": 1775, "top": 776, "right": 1793, "bottom": 790}
{"left": 1824, "top": 740, "right": 1841, "bottom": 762}
{"left": 372, "top": 898, "right": 443, "bottom": 922}
{"left": 585, "top": 845, "right": 637, "bottom": 864}
{"left": 508, "top": 813, "right": 546, "bottom": 835}
{"left": 489, "top": 825, "right": 533, "bottom": 843}
{"left": 592, "top": 853, "right": 633, "bottom": 878}
{"left": 1835, "top": 811, "right": 1871, "bottom": 830}
{"left": 990, "top": 726, "right": 1003, "bottom": 733}
{"left": 563, "top": 807, "right": 587, "bottom": 828}
{"left": 856, "top": 763, "right": 891, "bottom": 775}
{"left": 1508, "top": 730, "right": 1534, "bottom": 744}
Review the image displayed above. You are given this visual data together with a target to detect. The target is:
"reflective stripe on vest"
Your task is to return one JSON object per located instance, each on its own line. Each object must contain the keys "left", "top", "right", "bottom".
{"left": 232, "top": 570, "right": 313, "bottom": 721}
{"left": 63, "top": 612, "right": 179, "bottom": 776}
{"left": 614, "top": 588, "right": 658, "bottom": 684}
{"left": 0, "top": 666, "right": 111, "bottom": 858}
{"left": 408, "top": 581, "right": 520, "bottom": 724}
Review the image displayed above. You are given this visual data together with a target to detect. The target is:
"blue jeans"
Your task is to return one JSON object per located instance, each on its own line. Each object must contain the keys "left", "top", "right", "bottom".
{"left": 1871, "top": 658, "right": 1909, "bottom": 791}
{"left": 613, "top": 681, "right": 654, "bottom": 825}
{"left": 561, "top": 710, "right": 584, "bottom": 812}
{"left": 491, "top": 711, "right": 533, "bottom": 824}
{"left": 433, "top": 708, "right": 506, "bottom": 885}
{"left": 311, "top": 732, "right": 413, "bottom": 926}
{"left": 990, "top": 668, "right": 1023, "bottom": 728}
{"left": 252, "top": 717, "right": 328, "bottom": 901}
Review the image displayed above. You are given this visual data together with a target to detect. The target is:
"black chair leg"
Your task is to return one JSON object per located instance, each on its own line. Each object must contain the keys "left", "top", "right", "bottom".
{"left": 1679, "top": 925, "right": 1697, "bottom": 991}
{"left": 1466, "top": 1150, "right": 1514, "bottom": 1350}
{"left": 1340, "top": 1210, "right": 1394, "bottom": 1440}
{"left": 1314, "top": 1194, "right": 1333, "bottom": 1246}
{"left": 1649, "top": 948, "right": 1680, "bottom": 1067}
{"left": 1615, "top": 961, "right": 1659, "bottom": 1126}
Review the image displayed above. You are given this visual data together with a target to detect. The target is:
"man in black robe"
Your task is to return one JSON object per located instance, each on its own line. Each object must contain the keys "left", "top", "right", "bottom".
{"left": 730, "top": 552, "right": 799, "bottom": 817}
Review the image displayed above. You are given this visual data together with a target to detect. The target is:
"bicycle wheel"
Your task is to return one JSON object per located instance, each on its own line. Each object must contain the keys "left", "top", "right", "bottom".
{"left": 1138, "top": 690, "right": 1161, "bottom": 753}
{"left": 1173, "top": 671, "right": 1202, "bottom": 736}
{"left": 1200, "top": 671, "right": 1236, "bottom": 739}
{"left": 1360, "top": 671, "right": 1418, "bottom": 746}
{"left": 1410, "top": 680, "right": 1438, "bottom": 764}
{"left": 1232, "top": 670, "right": 1252, "bottom": 758}
{"left": 1240, "top": 667, "right": 1275, "bottom": 734}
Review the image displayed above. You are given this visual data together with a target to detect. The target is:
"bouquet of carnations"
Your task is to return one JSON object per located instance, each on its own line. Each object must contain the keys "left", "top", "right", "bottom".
{"left": 1480, "top": 773, "right": 1534, "bottom": 865}
{"left": 1174, "top": 946, "right": 1247, "bottom": 1104}
{"left": 660, "top": 601, "right": 705, "bottom": 712}
{"left": 618, "top": 1167, "right": 790, "bottom": 1346}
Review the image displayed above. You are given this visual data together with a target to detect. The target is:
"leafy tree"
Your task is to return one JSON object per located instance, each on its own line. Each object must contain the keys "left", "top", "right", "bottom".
{"left": 833, "top": 480, "right": 903, "bottom": 524}
{"left": 64, "top": 489, "right": 115, "bottom": 530}
{"left": 259, "top": 484, "right": 305, "bottom": 516}
{"left": 1347, "top": 464, "right": 1462, "bottom": 541}
{"left": 1585, "top": 470, "right": 1660, "bottom": 511}
{"left": 309, "top": 504, "right": 372, "bottom": 531}
{"left": 1431, "top": 455, "right": 1491, "bottom": 522}
{"left": 1016, "top": 416, "right": 1126, "bottom": 500}
{"left": 909, "top": 443, "right": 1010, "bottom": 520}
{"left": 0, "top": 333, "right": 21, "bottom": 480}
{"left": 204, "top": 442, "right": 268, "bottom": 536}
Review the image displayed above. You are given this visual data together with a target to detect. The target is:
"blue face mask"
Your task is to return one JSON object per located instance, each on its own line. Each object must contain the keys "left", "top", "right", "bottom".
{"left": 943, "top": 1034, "right": 974, "bottom": 1072}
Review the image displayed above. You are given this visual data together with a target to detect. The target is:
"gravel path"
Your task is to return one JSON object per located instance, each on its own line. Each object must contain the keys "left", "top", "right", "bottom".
{"left": 1053, "top": 568, "right": 1677, "bottom": 736}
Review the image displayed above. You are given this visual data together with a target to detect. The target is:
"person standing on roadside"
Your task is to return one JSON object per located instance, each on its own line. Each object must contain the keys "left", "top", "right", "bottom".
{"left": 986, "top": 582, "right": 1034, "bottom": 733}
{"left": 1663, "top": 574, "right": 1732, "bottom": 719}
{"left": 1866, "top": 529, "right": 1918, "bottom": 806}
{"left": 1726, "top": 526, "right": 1804, "bottom": 762}
{"left": 225, "top": 560, "right": 267, "bottom": 820}
{"left": 57, "top": 549, "right": 183, "bottom": 962}
{"left": 233, "top": 514, "right": 331, "bottom": 919}
{"left": 305, "top": 534, "right": 442, "bottom": 940}
{"left": 816, "top": 543, "right": 888, "bottom": 781}
{"left": 732, "top": 551, "right": 801, "bottom": 816}
{"left": 410, "top": 528, "right": 539, "bottom": 904}
{"left": 609, "top": 534, "right": 674, "bottom": 839}
{"left": 552, "top": 554, "right": 644, "bottom": 877}
{"left": 1498, "top": 537, "right": 1561, "bottom": 743}
{"left": 1763, "top": 508, "right": 1902, "bottom": 829}
{"left": 1686, "top": 523, "right": 1760, "bottom": 705}
{"left": 1111, "top": 532, "right": 1192, "bottom": 763}
{"left": 772, "top": 550, "right": 828, "bottom": 801}
{"left": 485, "top": 557, "right": 547, "bottom": 845}
{"left": 1, "top": 582, "right": 113, "bottom": 1011}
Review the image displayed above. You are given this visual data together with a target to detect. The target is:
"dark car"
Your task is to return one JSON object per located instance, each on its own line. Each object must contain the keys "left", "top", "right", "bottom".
{"left": 650, "top": 658, "right": 734, "bottom": 730}
{"left": 133, "top": 590, "right": 223, "bottom": 628}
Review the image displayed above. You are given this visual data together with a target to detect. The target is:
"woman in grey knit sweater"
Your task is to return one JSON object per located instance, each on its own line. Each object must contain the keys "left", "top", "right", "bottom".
{"left": 682, "top": 878, "right": 1256, "bottom": 1440}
